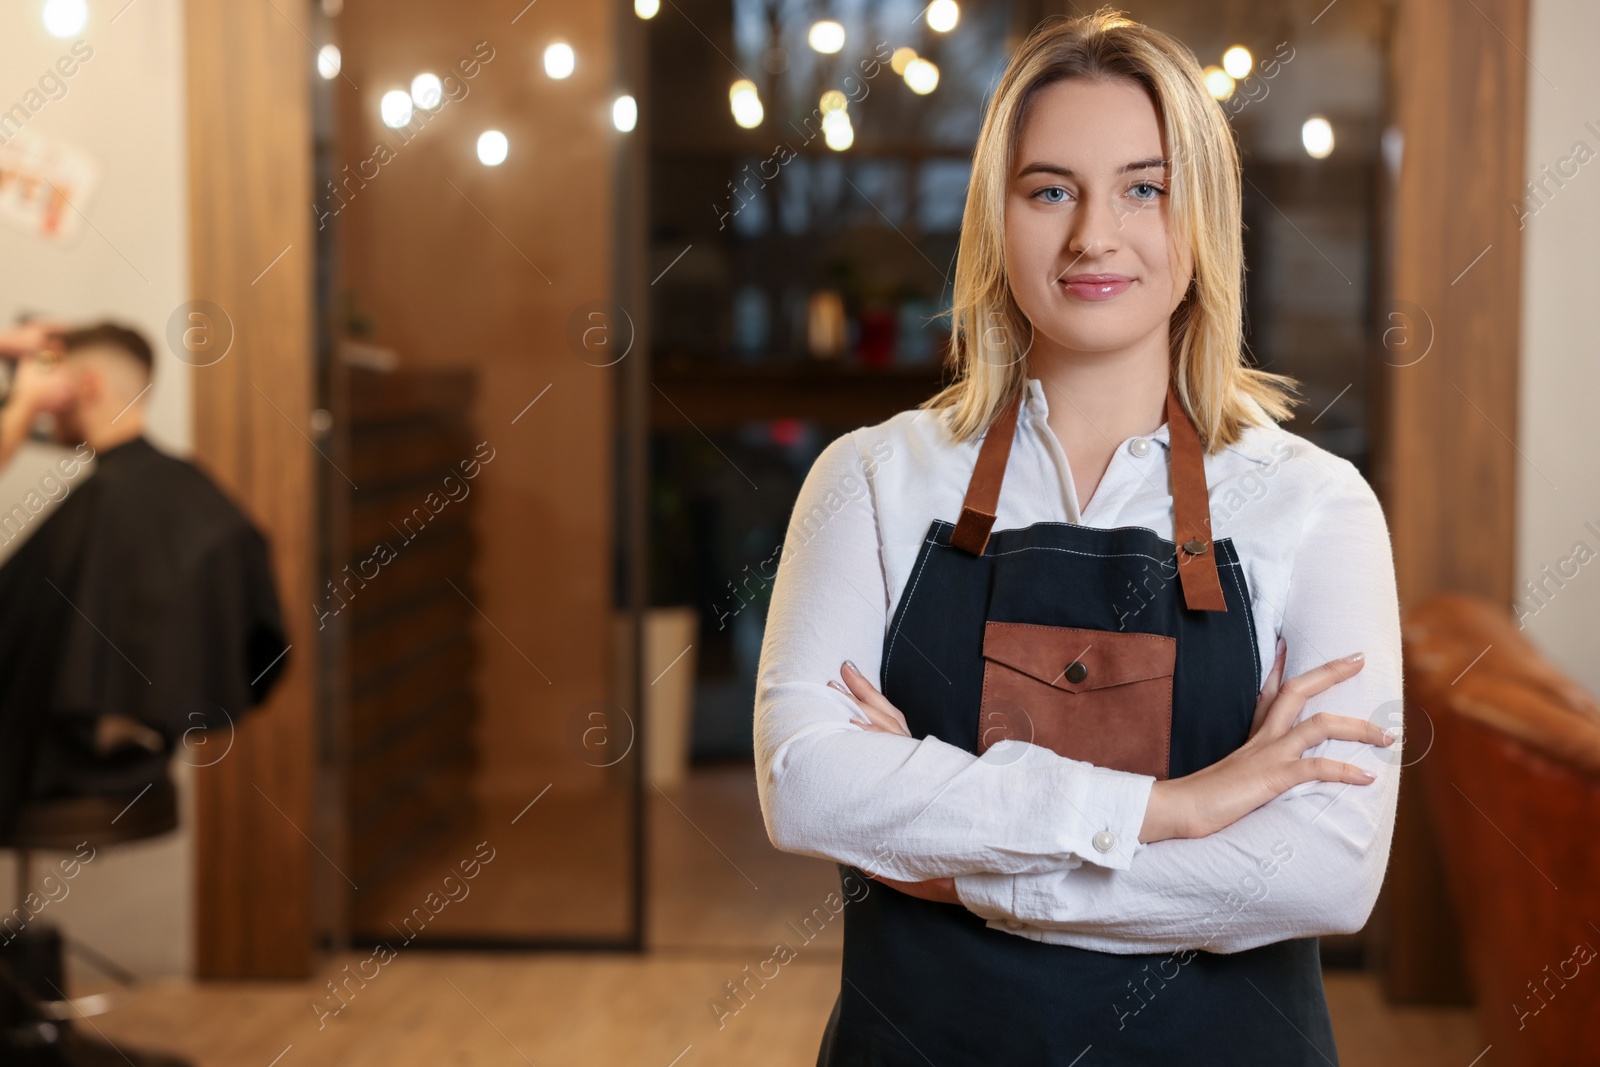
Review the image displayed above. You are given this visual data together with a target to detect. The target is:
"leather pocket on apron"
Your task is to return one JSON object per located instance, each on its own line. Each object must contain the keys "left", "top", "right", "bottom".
{"left": 976, "top": 621, "right": 1176, "bottom": 779}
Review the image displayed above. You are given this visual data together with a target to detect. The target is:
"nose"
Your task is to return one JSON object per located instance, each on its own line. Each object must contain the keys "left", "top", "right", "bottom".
{"left": 1066, "top": 185, "right": 1122, "bottom": 262}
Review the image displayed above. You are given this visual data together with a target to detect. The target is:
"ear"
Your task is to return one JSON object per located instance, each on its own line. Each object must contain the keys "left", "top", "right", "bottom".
{"left": 70, "top": 362, "right": 101, "bottom": 405}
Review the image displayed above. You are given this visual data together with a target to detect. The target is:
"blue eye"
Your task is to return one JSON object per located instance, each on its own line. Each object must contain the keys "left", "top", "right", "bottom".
{"left": 1130, "top": 181, "right": 1165, "bottom": 200}
{"left": 1031, "top": 186, "right": 1068, "bottom": 204}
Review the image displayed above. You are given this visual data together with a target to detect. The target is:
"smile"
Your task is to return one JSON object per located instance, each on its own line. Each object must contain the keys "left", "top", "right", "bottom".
{"left": 1059, "top": 274, "right": 1134, "bottom": 301}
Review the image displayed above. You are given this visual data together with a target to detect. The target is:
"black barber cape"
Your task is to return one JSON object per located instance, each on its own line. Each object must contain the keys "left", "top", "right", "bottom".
{"left": 0, "top": 436, "right": 288, "bottom": 839}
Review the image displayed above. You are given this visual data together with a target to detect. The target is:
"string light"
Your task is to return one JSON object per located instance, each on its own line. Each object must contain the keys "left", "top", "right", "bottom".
{"left": 928, "top": 0, "right": 959, "bottom": 33}
{"left": 477, "top": 130, "right": 509, "bottom": 166}
{"left": 1202, "top": 66, "right": 1235, "bottom": 100}
{"left": 317, "top": 45, "right": 342, "bottom": 81}
{"left": 544, "top": 42, "right": 576, "bottom": 79}
{"left": 380, "top": 90, "right": 414, "bottom": 128}
{"left": 808, "top": 19, "right": 845, "bottom": 54}
{"left": 613, "top": 95, "right": 638, "bottom": 133}
{"left": 1222, "top": 45, "right": 1253, "bottom": 80}
{"left": 904, "top": 57, "right": 939, "bottom": 95}
{"left": 1302, "top": 116, "right": 1334, "bottom": 159}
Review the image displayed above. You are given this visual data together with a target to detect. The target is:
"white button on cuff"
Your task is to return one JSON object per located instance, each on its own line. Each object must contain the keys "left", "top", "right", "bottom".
{"left": 1092, "top": 829, "right": 1117, "bottom": 853}
{"left": 1004, "top": 918, "right": 1023, "bottom": 930}
{"left": 1128, "top": 437, "right": 1152, "bottom": 458}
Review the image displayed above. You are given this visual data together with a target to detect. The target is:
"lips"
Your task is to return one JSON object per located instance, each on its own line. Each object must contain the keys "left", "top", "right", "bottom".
{"left": 1060, "top": 274, "right": 1133, "bottom": 301}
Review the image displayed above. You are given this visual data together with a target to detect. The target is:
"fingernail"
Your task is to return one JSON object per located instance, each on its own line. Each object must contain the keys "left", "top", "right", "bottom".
{"left": 1342, "top": 651, "right": 1365, "bottom": 663}
{"left": 1359, "top": 769, "right": 1376, "bottom": 781}
{"left": 827, "top": 679, "right": 847, "bottom": 693}
{"left": 1382, "top": 726, "right": 1400, "bottom": 746}
{"left": 844, "top": 659, "right": 860, "bottom": 676}
{"left": 1276, "top": 637, "right": 1286, "bottom": 656}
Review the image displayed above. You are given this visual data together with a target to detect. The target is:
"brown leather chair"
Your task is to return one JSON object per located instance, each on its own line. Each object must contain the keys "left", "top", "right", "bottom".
{"left": 1402, "top": 593, "right": 1600, "bottom": 1066}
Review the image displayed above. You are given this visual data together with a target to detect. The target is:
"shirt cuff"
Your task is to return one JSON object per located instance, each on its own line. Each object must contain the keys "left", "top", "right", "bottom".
{"left": 953, "top": 762, "right": 1154, "bottom": 930}
{"left": 1059, "top": 763, "right": 1155, "bottom": 872}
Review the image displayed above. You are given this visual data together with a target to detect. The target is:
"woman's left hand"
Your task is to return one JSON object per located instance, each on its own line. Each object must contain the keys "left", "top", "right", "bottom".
{"left": 863, "top": 871, "right": 961, "bottom": 904}
{"left": 828, "top": 659, "right": 911, "bottom": 735}
{"left": 830, "top": 660, "right": 961, "bottom": 906}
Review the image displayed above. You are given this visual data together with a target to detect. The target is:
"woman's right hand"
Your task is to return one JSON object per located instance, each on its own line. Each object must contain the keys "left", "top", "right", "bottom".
{"left": 1138, "top": 642, "right": 1395, "bottom": 843}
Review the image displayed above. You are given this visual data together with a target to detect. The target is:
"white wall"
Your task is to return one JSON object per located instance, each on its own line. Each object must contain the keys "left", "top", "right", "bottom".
{"left": 0, "top": 0, "right": 193, "bottom": 979}
{"left": 1516, "top": 0, "right": 1600, "bottom": 698}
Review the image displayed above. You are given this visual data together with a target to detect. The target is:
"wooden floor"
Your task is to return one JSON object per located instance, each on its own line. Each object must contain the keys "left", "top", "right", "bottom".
{"left": 80, "top": 765, "right": 1484, "bottom": 1065}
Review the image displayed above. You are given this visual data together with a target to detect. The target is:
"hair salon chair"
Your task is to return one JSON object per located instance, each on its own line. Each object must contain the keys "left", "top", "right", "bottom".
{"left": 1, "top": 754, "right": 191, "bottom": 1067}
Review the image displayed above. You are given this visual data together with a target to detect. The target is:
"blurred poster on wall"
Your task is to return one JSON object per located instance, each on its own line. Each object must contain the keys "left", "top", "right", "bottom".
{"left": 0, "top": 129, "right": 101, "bottom": 243}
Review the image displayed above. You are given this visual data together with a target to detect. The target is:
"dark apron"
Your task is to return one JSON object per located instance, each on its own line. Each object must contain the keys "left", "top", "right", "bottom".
{"left": 817, "top": 384, "right": 1337, "bottom": 1066}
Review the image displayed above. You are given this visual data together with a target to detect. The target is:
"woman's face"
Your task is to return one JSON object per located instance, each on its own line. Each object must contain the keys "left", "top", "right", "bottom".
{"left": 1003, "top": 76, "right": 1193, "bottom": 359}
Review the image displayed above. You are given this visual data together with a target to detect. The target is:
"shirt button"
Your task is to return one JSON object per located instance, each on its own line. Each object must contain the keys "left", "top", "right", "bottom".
{"left": 1092, "top": 830, "right": 1117, "bottom": 853}
{"left": 1128, "top": 437, "right": 1152, "bottom": 458}
{"left": 1004, "top": 918, "right": 1023, "bottom": 930}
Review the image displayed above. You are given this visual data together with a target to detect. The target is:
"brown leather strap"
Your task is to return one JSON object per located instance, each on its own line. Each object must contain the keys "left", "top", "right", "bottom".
{"left": 1165, "top": 384, "right": 1228, "bottom": 612}
{"left": 949, "top": 387, "right": 1024, "bottom": 555}
{"left": 949, "top": 380, "right": 1229, "bottom": 614}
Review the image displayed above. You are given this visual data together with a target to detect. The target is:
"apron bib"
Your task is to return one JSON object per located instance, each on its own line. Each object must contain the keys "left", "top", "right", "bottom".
{"left": 817, "top": 384, "right": 1337, "bottom": 1066}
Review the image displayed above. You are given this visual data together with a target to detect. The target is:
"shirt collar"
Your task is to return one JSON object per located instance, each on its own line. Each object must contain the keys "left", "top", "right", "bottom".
{"left": 1022, "top": 377, "right": 1278, "bottom": 466}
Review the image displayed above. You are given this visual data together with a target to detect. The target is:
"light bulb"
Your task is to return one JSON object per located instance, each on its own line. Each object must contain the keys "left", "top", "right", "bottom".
{"left": 808, "top": 20, "right": 845, "bottom": 54}
{"left": 544, "top": 42, "right": 576, "bottom": 79}
{"left": 613, "top": 95, "right": 638, "bottom": 132}
{"left": 478, "top": 130, "right": 509, "bottom": 166}
{"left": 1222, "top": 46, "right": 1253, "bottom": 80}
{"left": 317, "top": 45, "right": 342, "bottom": 81}
{"left": 41, "top": 0, "right": 87, "bottom": 38}
{"left": 927, "top": 0, "right": 959, "bottom": 33}
{"left": 904, "top": 57, "right": 939, "bottom": 95}
{"left": 380, "top": 90, "right": 414, "bottom": 129}
{"left": 1302, "top": 116, "right": 1334, "bottom": 159}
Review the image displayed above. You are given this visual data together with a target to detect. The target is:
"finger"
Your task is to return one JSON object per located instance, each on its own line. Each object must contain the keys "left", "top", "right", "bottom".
{"left": 840, "top": 661, "right": 910, "bottom": 732}
{"left": 826, "top": 678, "right": 872, "bottom": 723}
{"left": 1258, "top": 653, "right": 1366, "bottom": 738}
{"left": 1265, "top": 638, "right": 1287, "bottom": 692}
{"left": 1289, "top": 756, "right": 1378, "bottom": 787}
{"left": 830, "top": 678, "right": 901, "bottom": 734}
{"left": 1282, "top": 711, "right": 1395, "bottom": 753}
{"left": 1250, "top": 638, "right": 1287, "bottom": 736}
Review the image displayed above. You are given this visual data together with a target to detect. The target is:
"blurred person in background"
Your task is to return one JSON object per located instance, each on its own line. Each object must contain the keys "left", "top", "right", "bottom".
{"left": 0, "top": 320, "right": 287, "bottom": 1066}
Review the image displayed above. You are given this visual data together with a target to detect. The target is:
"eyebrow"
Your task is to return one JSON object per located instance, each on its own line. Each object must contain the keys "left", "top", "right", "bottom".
{"left": 1014, "top": 156, "right": 1168, "bottom": 180}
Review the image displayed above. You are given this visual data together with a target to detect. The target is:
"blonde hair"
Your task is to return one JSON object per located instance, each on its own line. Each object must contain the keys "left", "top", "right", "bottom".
{"left": 921, "top": 7, "right": 1302, "bottom": 451}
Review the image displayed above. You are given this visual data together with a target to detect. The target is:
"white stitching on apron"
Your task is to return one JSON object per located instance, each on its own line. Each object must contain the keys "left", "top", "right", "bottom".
{"left": 884, "top": 532, "right": 940, "bottom": 675}
{"left": 886, "top": 524, "right": 1245, "bottom": 676}
{"left": 1224, "top": 552, "right": 1262, "bottom": 683}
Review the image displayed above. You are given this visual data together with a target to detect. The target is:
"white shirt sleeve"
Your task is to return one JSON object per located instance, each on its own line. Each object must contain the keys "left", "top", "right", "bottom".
{"left": 754, "top": 430, "right": 1156, "bottom": 881}
{"left": 951, "top": 460, "right": 1405, "bottom": 954}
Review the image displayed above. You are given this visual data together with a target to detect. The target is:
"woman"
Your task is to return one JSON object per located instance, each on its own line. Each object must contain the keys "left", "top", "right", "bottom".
{"left": 752, "top": 9, "right": 1404, "bottom": 1066}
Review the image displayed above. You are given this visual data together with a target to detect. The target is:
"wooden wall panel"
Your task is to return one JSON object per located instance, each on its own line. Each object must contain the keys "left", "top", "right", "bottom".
{"left": 1380, "top": 0, "right": 1530, "bottom": 1002}
{"left": 334, "top": 0, "right": 619, "bottom": 807}
{"left": 186, "top": 0, "right": 318, "bottom": 977}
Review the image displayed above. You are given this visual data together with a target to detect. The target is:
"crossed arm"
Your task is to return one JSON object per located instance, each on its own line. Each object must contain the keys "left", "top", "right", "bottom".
{"left": 753, "top": 431, "right": 1404, "bottom": 955}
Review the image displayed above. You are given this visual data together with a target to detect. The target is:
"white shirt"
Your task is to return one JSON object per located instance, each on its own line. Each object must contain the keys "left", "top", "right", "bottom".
{"left": 753, "top": 376, "right": 1404, "bottom": 954}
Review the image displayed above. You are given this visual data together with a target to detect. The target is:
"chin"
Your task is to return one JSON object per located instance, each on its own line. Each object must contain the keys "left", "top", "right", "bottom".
{"left": 1036, "top": 321, "right": 1156, "bottom": 356}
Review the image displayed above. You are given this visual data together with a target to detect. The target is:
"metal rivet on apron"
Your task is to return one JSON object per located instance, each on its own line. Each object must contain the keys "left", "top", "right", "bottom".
{"left": 1182, "top": 539, "right": 1210, "bottom": 556}
{"left": 1064, "top": 661, "right": 1088, "bottom": 684}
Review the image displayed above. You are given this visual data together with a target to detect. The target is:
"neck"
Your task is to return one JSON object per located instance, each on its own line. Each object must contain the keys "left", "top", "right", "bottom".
{"left": 83, "top": 409, "right": 146, "bottom": 452}
{"left": 1027, "top": 331, "right": 1171, "bottom": 451}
